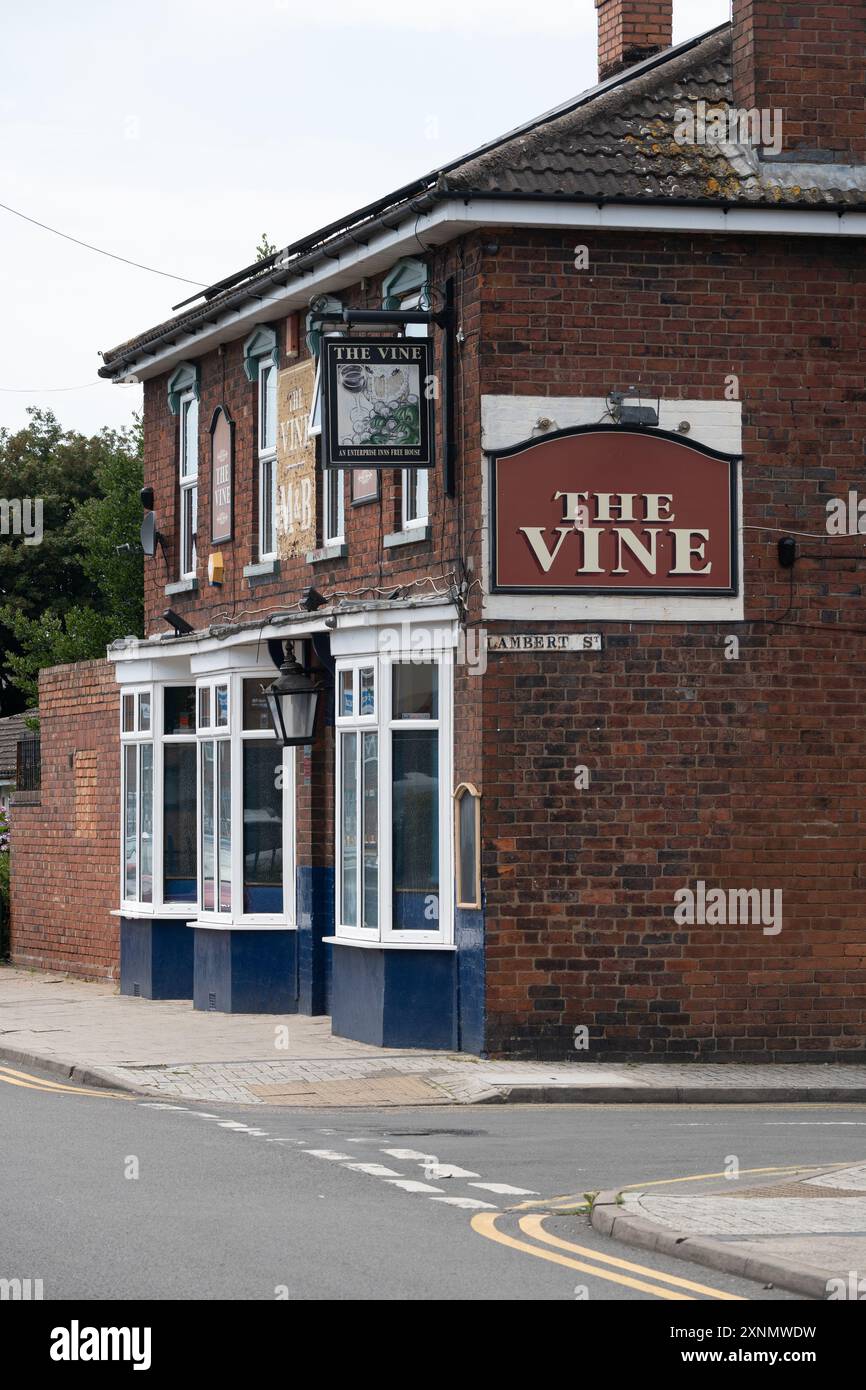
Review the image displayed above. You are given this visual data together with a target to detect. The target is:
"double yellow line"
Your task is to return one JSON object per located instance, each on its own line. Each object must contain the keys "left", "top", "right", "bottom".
{"left": 0, "top": 1063, "right": 131, "bottom": 1099}
{"left": 472, "top": 1212, "right": 745, "bottom": 1300}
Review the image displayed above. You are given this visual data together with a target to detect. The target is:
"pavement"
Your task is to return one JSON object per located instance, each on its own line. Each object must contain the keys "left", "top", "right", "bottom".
{"left": 592, "top": 1162, "right": 866, "bottom": 1300}
{"left": 3, "top": 963, "right": 866, "bottom": 1110}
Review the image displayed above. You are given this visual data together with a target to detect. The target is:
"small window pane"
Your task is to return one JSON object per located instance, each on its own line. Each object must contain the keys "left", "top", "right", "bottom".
{"left": 140, "top": 743, "right": 153, "bottom": 904}
{"left": 164, "top": 686, "right": 195, "bottom": 735}
{"left": 341, "top": 731, "right": 358, "bottom": 926}
{"left": 122, "top": 693, "right": 135, "bottom": 732}
{"left": 260, "top": 364, "right": 276, "bottom": 453}
{"left": 198, "top": 687, "right": 211, "bottom": 729}
{"left": 218, "top": 740, "right": 232, "bottom": 912}
{"left": 243, "top": 743, "right": 283, "bottom": 913}
{"left": 215, "top": 684, "right": 229, "bottom": 727}
{"left": 260, "top": 456, "right": 275, "bottom": 556}
{"left": 393, "top": 663, "right": 438, "bottom": 720}
{"left": 123, "top": 743, "right": 137, "bottom": 898}
{"left": 137, "top": 691, "right": 151, "bottom": 733}
{"left": 392, "top": 728, "right": 438, "bottom": 930}
{"left": 243, "top": 678, "right": 274, "bottom": 731}
{"left": 359, "top": 667, "right": 375, "bottom": 717}
{"left": 362, "top": 732, "right": 378, "bottom": 928}
{"left": 339, "top": 670, "right": 354, "bottom": 718}
{"left": 182, "top": 397, "right": 198, "bottom": 478}
{"left": 164, "top": 743, "right": 197, "bottom": 903}
{"left": 201, "top": 741, "right": 215, "bottom": 910}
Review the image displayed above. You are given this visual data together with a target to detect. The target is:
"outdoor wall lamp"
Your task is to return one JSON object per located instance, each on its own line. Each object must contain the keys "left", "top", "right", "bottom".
{"left": 266, "top": 643, "right": 321, "bottom": 746}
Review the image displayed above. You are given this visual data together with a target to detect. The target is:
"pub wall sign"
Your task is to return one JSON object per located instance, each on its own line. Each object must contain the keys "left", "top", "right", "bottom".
{"left": 490, "top": 426, "right": 739, "bottom": 596}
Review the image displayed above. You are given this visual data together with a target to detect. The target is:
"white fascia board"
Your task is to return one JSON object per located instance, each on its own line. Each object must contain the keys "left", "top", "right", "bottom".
{"left": 109, "top": 613, "right": 328, "bottom": 673}
{"left": 115, "top": 199, "right": 866, "bottom": 385}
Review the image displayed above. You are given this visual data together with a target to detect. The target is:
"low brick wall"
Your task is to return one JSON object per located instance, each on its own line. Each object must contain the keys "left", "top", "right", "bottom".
{"left": 11, "top": 659, "right": 119, "bottom": 978}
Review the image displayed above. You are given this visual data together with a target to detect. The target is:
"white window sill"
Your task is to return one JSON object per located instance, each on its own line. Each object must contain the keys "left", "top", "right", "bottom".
{"left": 188, "top": 919, "right": 298, "bottom": 932}
{"left": 244, "top": 558, "right": 280, "bottom": 584}
{"left": 165, "top": 578, "right": 198, "bottom": 595}
{"left": 113, "top": 906, "right": 193, "bottom": 921}
{"left": 323, "top": 935, "right": 456, "bottom": 951}
{"left": 383, "top": 526, "right": 431, "bottom": 548}
{"left": 307, "top": 543, "right": 347, "bottom": 563}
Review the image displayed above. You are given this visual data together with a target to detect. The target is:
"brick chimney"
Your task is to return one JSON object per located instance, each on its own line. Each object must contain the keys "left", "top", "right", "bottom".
{"left": 732, "top": 1, "right": 866, "bottom": 161}
{"left": 595, "top": 0, "right": 673, "bottom": 81}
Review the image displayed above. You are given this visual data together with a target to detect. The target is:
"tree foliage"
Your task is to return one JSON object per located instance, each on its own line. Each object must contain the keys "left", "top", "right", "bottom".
{"left": 0, "top": 408, "right": 143, "bottom": 712}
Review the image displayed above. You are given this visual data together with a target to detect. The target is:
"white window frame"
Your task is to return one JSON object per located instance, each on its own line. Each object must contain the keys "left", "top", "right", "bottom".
{"left": 196, "top": 672, "right": 296, "bottom": 928}
{"left": 309, "top": 337, "right": 345, "bottom": 546}
{"left": 257, "top": 359, "right": 277, "bottom": 561}
{"left": 334, "top": 652, "right": 452, "bottom": 945}
{"left": 179, "top": 391, "right": 198, "bottom": 579}
{"left": 400, "top": 292, "right": 429, "bottom": 531}
{"left": 159, "top": 682, "right": 198, "bottom": 913}
{"left": 120, "top": 685, "right": 154, "bottom": 911}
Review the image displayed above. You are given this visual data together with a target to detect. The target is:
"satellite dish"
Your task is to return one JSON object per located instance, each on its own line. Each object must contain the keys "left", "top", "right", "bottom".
{"left": 141, "top": 511, "right": 156, "bottom": 557}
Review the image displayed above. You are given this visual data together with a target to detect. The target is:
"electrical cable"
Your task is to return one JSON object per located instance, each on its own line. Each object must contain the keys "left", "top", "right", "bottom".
{"left": 0, "top": 199, "right": 208, "bottom": 287}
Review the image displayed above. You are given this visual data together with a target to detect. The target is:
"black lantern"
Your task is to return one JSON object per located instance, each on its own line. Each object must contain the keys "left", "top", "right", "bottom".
{"left": 266, "top": 644, "right": 320, "bottom": 746}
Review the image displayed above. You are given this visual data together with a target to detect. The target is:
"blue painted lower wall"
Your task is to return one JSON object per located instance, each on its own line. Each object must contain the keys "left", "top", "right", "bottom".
{"left": 455, "top": 908, "right": 486, "bottom": 1054}
{"left": 193, "top": 929, "right": 298, "bottom": 1013}
{"left": 120, "top": 918, "right": 194, "bottom": 1000}
{"left": 330, "top": 944, "right": 457, "bottom": 1049}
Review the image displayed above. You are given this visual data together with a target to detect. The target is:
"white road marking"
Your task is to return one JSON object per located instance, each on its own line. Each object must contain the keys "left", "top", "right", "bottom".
{"left": 468, "top": 1182, "right": 539, "bottom": 1195}
{"left": 384, "top": 1180, "right": 445, "bottom": 1194}
{"left": 425, "top": 1163, "right": 480, "bottom": 1179}
{"left": 431, "top": 1196, "right": 498, "bottom": 1211}
{"left": 218, "top": 1121, "right": 253, "bottom": 1130}
{"left": 305, "top": 1149, "right": 355, "bottom": 1161}
{"left": 344, "top": 1163, "right": 402, "bottom": 1178}
{"left": 139, "top": 1103, "right": 188, "bottom": 1110}
{"left": 382, "top": 1148, "right": 432, "bottom": 1161}
{"left": 243, "top": 1129, "right": 269, "bottom": 1137}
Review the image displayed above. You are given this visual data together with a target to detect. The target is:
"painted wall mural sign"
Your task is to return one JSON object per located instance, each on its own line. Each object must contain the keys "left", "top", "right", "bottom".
{"left": 209, "top": 405, "right": 234, "bottom": 543}
{"left": 322, "top": 336, "right": 434, "bottom": 469}
{"left": 490, "top": 426, "right": 739, "bottom": 595}
{"left": 276, "top": 359, "right": 316, "bottom": 560}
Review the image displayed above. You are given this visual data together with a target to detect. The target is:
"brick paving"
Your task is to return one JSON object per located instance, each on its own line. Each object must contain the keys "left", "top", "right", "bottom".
{"left": 618, "top": 1163, "right": 866, "bottom": 1294}
{"left": 4, "top": 966, "right": 866, "bottom": 1108}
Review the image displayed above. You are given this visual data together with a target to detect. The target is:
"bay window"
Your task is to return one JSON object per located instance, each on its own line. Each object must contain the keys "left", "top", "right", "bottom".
{"left": 196, "top": 671, "right": 295, "bottom": 925}
{"left": 335, "top": 653, "right": 451, "bottom": 944}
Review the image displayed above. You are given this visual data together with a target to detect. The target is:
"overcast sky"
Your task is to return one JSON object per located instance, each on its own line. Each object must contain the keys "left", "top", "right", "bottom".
{"left": 0, "top": 0, "right": 730, "bottom": 438}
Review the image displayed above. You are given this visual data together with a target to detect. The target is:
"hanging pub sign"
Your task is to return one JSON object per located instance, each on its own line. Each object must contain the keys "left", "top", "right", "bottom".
{"left": 321, "top": 336, "right": 434, "bottom": 470}
{"left": 490, "top": 426, "right": 739, "bottom": 595}
{"left": 210, "top": 405, "right": 234, "bottom": 543}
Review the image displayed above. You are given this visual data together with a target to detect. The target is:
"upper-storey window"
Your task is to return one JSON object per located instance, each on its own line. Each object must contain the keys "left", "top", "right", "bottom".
{"left": 179, "top": 391, "right": 199, "bottom": 579}
{"left": 167, "top": 361, "right": 201, "bottom": 582}
{"left": 258, "top": 359, "right": 277, "bottom": 559}
{"left": 382, "top": 261, "right": 430, "bottom": 534}
{"left": 307, "top": 321, "right": 345, "bottom": 548}
{"left": 243, "top": 325, "right": 280, "bottom": 563}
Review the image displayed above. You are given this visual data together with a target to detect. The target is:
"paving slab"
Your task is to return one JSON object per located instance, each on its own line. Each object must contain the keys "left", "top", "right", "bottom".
{"left": 4, "top": 965, "right": 866, "bottom": 1108}
{"left": 592, "top": 1163, "right": 866, "bottom": 1300}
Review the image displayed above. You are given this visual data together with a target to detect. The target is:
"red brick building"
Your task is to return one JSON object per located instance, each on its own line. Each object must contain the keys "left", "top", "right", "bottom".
{"left": 13, "top": 0, "right": 866, "bottom": 1059}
